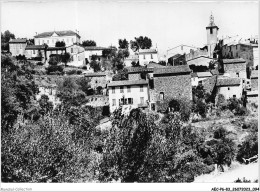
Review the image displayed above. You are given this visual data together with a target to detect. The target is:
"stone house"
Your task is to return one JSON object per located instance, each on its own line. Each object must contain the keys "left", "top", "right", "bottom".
{"left": 84, "top": 46, "right": 110, "bottom": 62}
{"left": 66, "top": 44, "right": 85, "bottom": 67}
{"left": 108, "top": 80, "right": 149, "bottom": 113}
{"left": 126, "top": 67, "right": 154, "bottom": 81}
{"left": 221, "top": 42, "right": 254, "bottom": 68}
{"left": 167, "top": 54, "right": 186, "bottom": 66}
{"left": 138, "top": 49, "right": 159, "bottom": 66}
{"left": 25, "top": 45, "right": 47, "bottom": 62}
{"left": 9, "top": 38, "right": 27, "bottom": 56}
{"left": 152, "top": 65, "right": 192, "bottom": 111}
{"left": 84, "top": 72, "right": 113, "bottom": 95}
{"left": 216, "top": 77, "right": 243, "bottom": 100}
{"left": 222, "top": 58, "right": 247, "bottom": 84}
{"left": 35, "top": 80, "right": 61, "bottom": 108}
{"left": 250, "top": 70, "right": 258, "bottom": 91}
{"left": 167, "top": 44, "right": 198, "bottom": 61}
{"left": 46, "top": 47, "right": 66, "bottom": 61}
{"left": 34, "top": 30, "right": 80, "bottom": 47}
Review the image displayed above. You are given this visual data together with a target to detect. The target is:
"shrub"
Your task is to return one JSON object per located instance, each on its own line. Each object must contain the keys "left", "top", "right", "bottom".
{"left": 46, "top": 65, "right": 63, "bottom": 75}
{"left": 76, "top": 70, "right": 82, "bottom": 75}
{"left": 236, "top": 132, "right": 258, "bottom": 163}
{"left": 37, "top": 62, "right": 43, "bottom": 66}
{"left": 66, "top": 69, "right": 77, "bottom": 75}
{"left": 193, "top": 99, "right": 207, "bottom": 118}
{"left": 213, "top": 126, "right": 227, "bottom": 139}
{"left": 216, "top": 94, "right": 227, "bottom": 110}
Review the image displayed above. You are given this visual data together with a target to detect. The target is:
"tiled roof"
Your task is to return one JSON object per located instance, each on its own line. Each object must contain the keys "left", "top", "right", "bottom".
{"left": 83, "top": 72, "right": 106, "bottom": 77}
{"left": 108, "top": 80, "right": 148, "bottom": 87}
{"left": 9, "top": 38, "right": 27, "bottom": 43}
{"left": 84, "top": 46, "right": 110, "bottom": 51}
{"left": 138, "top": 49, "right": 157, "bottom": 54}
{"left": 126, "top": 66, "right": 154, "bottom": 73}
{"left": 223, "top": 58, "right": 246, "bottom": 64}
{"left": 25, "top": 45, "right": 47, "bottom": 50}
{"left": 251, "top": 70, "right": 258, "bottom": 79}
{"left": 197, "top": 72, "right": 212, "bottom": 78}
{"left": 47, "top": 47, "right": 66, "bottom": 50}
{"left": 216, "top": 77, "right": 241, "bottom": 86}
{"left": 34, "top": 30, "right": 80, "bottom": 38}
{"left": 153, "top": 65, "right": 191, "bottom": 75}
{"left": 146, "top": 62, "right": 165, "bottom": 68}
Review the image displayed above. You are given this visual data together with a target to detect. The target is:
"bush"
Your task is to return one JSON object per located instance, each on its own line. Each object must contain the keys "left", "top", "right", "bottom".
{"left": 236, "top": 132, "right": 258, "bottom": 163}
{"left": 36, "top": 62, "right": 43, "bottom": 66}
{"left": 46, "top": 65, "right": 63, "bottom": 75}
{"left": 76, "top": 70, "right": 82, "bottom": 75}
{"left": 66, "top": 69, "right": 77, "bottom": 75}
{"left": 193, "top": 99, "right": 207, "bottom": 118}
{"left": 216, "top": 94, "right": 227, "bottom": 110}
{"left": 235, "top": 106, "right": 247, "bottom": 116}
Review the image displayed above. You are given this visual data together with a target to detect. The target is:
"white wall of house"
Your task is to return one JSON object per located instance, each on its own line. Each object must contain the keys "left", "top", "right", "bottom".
{"left": 35, "top": 34, "right": 80, "bottom": 47}
{"left": 217, "top": 84, "right": 243, "bottom": 100}
{"left": 9, "top": 43, "right": 27, "bottom": 56}
{"left": 138, "top": 53, "right": 159, "bottom": 66}
{"left": 84, "top": 50, "right": 103, "bottom": 60}
{"left": 66, "top": 45, "right": 85, "bottom": 67}
{"left": 108, "top": 84, "right": 149, "bottom": 113}
{"left": 253, "top": 46, "right": 259, "bottom": 68}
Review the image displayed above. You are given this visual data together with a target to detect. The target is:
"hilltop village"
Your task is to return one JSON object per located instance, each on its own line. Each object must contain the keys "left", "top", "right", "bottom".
{"left": 1, "top": 13, "right": 259, "bottom": 183}
{"left": 2, "top": 14, "right": 258, "bottom": 114}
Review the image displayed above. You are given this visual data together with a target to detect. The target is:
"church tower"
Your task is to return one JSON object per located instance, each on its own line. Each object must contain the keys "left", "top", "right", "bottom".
{"left": 206, "top": 13, "right": 219, "bottom": 57}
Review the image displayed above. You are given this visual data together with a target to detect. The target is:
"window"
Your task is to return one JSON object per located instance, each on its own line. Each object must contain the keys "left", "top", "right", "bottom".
{"left": 151, "top": 54, "right": 153, "bottom": 59}
{"left": 229, "top": 47, "right": 231, "bottom": 51}
{"left": 140, "top": 97, "right": 144, "bottom": 104}
{"left": 160, "top": 92, "right": 164, "bottom": 100}
{"left": 120, "top": 86, "right": 124, "bottom": 93}
{"left": 236, "top": 45, "right": 238, "bottom": 50}
{"left": 236, "top": 72, "right": 239, "bottom": 77}
{"left": 140, "top": 85, "right": 143, "bottom": 92}
{"left": 112, "top": 87, "right": 115, "bottom": 93}
{"left": 33, "top": 50, "right": 35, "bottom": 54}
{"left": 233, "top": 95, "right": 236, "bottom": 98}
{"left": 47, "top": 40, "right": 49, "bottom": 44}
{"left": 128, "top": 98, "right": 133, "bottom": 104}
{"left": 228, "top": 87, "right": 230, "bottom": 90}
{"left": 210, "top": 28, "right": 213, "bottom": 34}
{"left": 236, "top": 52, "right": 238, "bottom": 57}
{"left": 112, "top": 99, "right": 116, "bottom": 106}
{"left": 71, "top": 48, "right": 73, "bottom": 53}
{"left": 143, "top": 55, "right": 146, "bottom": 59}
{"left": 243, "top": 80, "right": 245, "bottom": 83}
{"left": 127, "top": 86, "right": 131, "bottom": 92}
{"left": 96, "top": 80, "right": 98, "bottom": 84}
{"left": 181, "top": 45, "right": 183, "bottom": 50}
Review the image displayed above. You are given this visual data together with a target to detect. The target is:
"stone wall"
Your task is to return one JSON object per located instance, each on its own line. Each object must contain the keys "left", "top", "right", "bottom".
{"left": 251, "top": 78, "right": 258, "bottom": 91}
{"left": 153, "top": 74, "right": 192, "bottom": 105}
{"left": 224, "top": 63, "right": 247, "bottom": 79}
{"left": 128, "top": 73, "right": 142, "bottom": 81}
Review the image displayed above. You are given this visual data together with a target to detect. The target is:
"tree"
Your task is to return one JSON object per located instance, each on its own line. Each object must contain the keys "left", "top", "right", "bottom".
{"left": 118, "top": 39, "right": 129, "bottom": 49}
{"left": 131, "top": 61, "right": 140, "bottom": 67}
{"left": 55, "top": 41, "right": 66, "bottom": 47}
{"left": 82, "top": 40, "right": 96, "bottom": 47}
{"left": 130, "top": 36, "right": 152, "bottom": 52}
{"left": 90, "top": 60, "right": 101, "bottom": 72}
{"left": 27, "top": 39, "right": 34, "bottom": 45}
{"left": 1, "top": 30, "right": 16, "bottom": 50}
{"left": 112, "top": 68, "right": 128, "bottom": 81}
{"left": 61, "top": 52, "right": 72, "bottom": 66}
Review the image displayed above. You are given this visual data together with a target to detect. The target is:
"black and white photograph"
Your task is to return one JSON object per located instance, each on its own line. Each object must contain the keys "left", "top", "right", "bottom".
{"left": 1, "top": 0, "right": 259, "bottom": 191}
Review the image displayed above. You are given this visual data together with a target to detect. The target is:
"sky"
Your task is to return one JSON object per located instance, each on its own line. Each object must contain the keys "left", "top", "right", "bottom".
{"left": 1, "top": 0, "right": 259, "bottom": 56}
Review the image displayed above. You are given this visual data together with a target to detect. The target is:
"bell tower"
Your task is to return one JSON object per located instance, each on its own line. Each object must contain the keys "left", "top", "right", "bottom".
{"left": 206, "top": 13, "right": 219, "bottom": 57}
